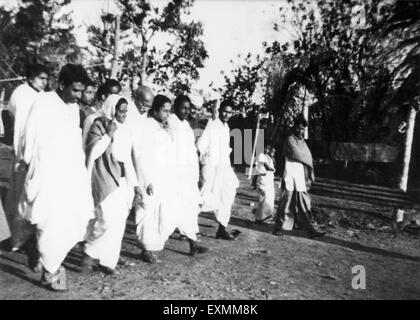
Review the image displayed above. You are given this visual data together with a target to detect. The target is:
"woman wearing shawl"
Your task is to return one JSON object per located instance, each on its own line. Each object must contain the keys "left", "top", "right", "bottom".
{"left": 273, "top": 115, "right": 325, "bottom": 238}
{"left": 82, "top": 94, "right": 141, "bottom": 274}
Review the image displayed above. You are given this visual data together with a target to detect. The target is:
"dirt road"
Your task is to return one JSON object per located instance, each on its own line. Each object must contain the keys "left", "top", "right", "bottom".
{"left": 1, "top": 172, "right": 419, "bottom": 300}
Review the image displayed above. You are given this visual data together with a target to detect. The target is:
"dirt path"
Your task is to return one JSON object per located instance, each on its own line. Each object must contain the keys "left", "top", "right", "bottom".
{"left": 1, "top": 172, "right": 419, "bottom": 300}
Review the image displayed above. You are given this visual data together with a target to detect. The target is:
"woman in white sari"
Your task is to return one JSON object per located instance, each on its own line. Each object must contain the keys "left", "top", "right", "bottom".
{"left": 133, "top": 95, "right": 179, "bottom": 263}
{"left": 82, "top": 94, "right": 141, "bottom": 274}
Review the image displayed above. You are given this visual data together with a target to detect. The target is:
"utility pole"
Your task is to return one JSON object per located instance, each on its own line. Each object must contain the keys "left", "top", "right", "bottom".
{"left": 110, "top": 14, "right": 121, "bottom": 79}
{"left": 398, "top": 105, "right": 417, "bottom": 191}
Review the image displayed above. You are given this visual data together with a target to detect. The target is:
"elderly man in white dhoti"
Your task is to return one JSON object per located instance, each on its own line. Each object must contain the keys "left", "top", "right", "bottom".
{"left": 81, "top": 94, "right": 141, "bottom": 275}
{"left": 132, "top": 94, "right": 179, "bottom": 263}
{"left": 167, "top": 95, "right": 209, "bottom": 256}
{"left": 5, "top": 63, "right": 49, "bottom": 256}
{"left": 197, "top": 101, "right": 239, "bottom": 240}
{"left": 18, "top": 64, "right": 94, "bottom": 291}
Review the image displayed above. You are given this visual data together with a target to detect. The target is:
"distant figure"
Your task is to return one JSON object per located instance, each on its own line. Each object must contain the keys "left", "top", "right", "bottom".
{"left": 197, "top": 101, "right": 239, "bottom": 240}
{"left": 82, "top": 94, "right": 140, "bottom": 275}
{"left": 78, "top": 79, "right": 98, "bottom": 129}
{"left": 8, "top": 63, "right": 49, "bottom": 162}
{"left": 254, "top": 142, "right": 276, "bottom": 224}
{"left": 273, "top": 115, "right": 325, "bottom": 238}
{"left": 5, "top": 63, "right": 49, "bottom": 252}
{"left": 19, "top": 64, "right": 94, "bottom": 291}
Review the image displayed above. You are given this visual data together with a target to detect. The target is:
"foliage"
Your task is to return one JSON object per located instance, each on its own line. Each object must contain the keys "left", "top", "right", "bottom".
{"left": 262, "top": 0, "right": 420, "bottom": 142}
{"left": 87, "top": 0, "right": 208, "bottom": 96}
{"left": 0, "top": 0, "right": 80, "bottom": 92}
{"left": 219, "top": 53, "right": 265, "bottom": 114}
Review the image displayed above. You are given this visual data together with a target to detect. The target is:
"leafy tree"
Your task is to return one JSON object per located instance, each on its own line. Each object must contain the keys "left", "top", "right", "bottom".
{"left": 87, "top": 0, "right": 208, "bottom": 96}
{"left": 0, "top": 0, "right": 80, "bottom": 90}
{"left": 219, "top": 53, "right": 265, "bottom": 115}
{"left": 262, "top": 0, "right": 418, "bottom": 143}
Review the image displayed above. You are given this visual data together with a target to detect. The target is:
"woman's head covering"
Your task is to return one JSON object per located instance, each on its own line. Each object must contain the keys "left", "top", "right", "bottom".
{"left": 102, "top": 94, "right": 127, "bottom": 120}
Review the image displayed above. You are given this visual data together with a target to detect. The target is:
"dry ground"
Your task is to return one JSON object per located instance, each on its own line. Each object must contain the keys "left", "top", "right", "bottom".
{"left": 1, "top": 172, "right": 419, "bottom": 300}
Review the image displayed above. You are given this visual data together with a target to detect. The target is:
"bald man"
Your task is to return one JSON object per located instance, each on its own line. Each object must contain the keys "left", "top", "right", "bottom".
{"left": 133, "top": 85, "right": 154, "bottom": 116}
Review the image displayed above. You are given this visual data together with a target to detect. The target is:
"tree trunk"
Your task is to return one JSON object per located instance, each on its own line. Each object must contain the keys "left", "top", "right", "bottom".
{"left": 138, "top": 35, "right": 148, "bottom": 86}
{"left": 398, "top": 106, "right": 417, "bottom": 191}
{"left": 110, "top": 15, "right": 121, "bottom": 79}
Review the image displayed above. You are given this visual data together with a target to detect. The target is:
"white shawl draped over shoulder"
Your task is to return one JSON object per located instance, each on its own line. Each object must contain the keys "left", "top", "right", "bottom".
{"left": 19, "top": 91, "right": 94, "bottom": 231}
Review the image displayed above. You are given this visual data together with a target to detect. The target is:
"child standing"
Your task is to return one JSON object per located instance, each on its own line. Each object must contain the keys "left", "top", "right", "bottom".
{"left": 254, "top": 143, "right": 276, "bottom": 224}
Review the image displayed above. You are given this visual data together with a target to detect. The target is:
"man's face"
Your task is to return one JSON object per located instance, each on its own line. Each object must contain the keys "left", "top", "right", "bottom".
{"left": 266, "top": 146, "right": 276, "bottom": 158}
{"left": 81, "top": 85, "right": 96, "bottom": 106}
{"left": 176, "top": 101, "right": 191, "bottom": 121}
{"left": 115, "top": 102, "right": 128, "bottom": 124}
{"left": 294, "top": 124, "right": 306, "bottom": 140}
{"left": 189, "top": 105, "right": 198, "bottom": 119}
{"left": 109, "top": 85, "right": 121, "bottom": 95}
{"left": 219, "top": 105, "right": 233, "bottom": 123}
{"left": 29, "top": 72, "right": 48, "bottom": 92}
{"left": 155, "top": 102, "right": 172, "bottom": 123}
{"left": 134, "top": 91, "right": 153, "bottom": 115}
{"left": 60, "top": 82, "right": 86, "bottom": 104}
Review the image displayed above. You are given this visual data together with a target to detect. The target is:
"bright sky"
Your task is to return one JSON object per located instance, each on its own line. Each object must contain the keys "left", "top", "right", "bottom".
{"left": 1, "top": 0, "right": 291, "bottom": 90}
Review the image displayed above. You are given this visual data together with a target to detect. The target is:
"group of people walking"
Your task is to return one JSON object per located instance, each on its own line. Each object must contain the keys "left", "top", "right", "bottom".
{"left": 0, "top": 62, "right": 323, "bottom": 292}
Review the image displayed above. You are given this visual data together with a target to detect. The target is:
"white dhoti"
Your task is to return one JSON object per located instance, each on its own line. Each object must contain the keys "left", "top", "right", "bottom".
{"left": 85, "top": 178, "right": 131, "bottom": 269}
{"left": 133, "top": 117, "right": 178, "bottom": 251}
{"left": 200, "top": 164, "right": 239, "bottom": 227}
{"left": 135, "top": 192, "right": 175, "bottom": 251}
{"left": 167, "top": 115, "right": 201, "bottom": 242}
{"left": 173, "top": 169, "right": 200, "bottom": 241}
{"left": 19, "top": 92, "right": 94, "bottom": 274}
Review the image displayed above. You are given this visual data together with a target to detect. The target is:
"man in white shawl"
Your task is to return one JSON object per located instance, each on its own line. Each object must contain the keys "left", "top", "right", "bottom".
{"left": 167, "top": 95, "right": 209, "bottom": 256}
{"left": 18, "top": 64, "right": 94, "bottom": 291}
{"left": 82, "top": 94, "right": 140, "bottom": 274}
{"left": 273, "top": 115, "right": 325, "bottom": 238}
{"left": 197, "top": 101, "right": 239, "bottom": 240}
{"left": 132, "top": 94, "right": 179, "bottom": 263}
{"left": 5, "top": 63, "right": 49, "bottom": 252}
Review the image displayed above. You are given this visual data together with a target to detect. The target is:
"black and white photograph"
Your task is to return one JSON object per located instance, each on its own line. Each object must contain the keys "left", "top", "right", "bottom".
{"left": 0, "top": 0, "right": 419, "bottom": 303}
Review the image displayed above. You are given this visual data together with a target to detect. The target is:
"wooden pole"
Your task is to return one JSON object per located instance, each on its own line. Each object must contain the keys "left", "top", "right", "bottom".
{"left": 248, "top": 114, "right": 261, "bottom": 179}
{"left": 302, "top": 88, "right": 308, "bottom": 139}
{"left": 398, "top": 106, "right": 417, "bottom": 191}
{"left": 0, "top": 88, "right": 5, "bottom": 137}
{"left": 110, "top": 15, "right": 121, "bottom": 79}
